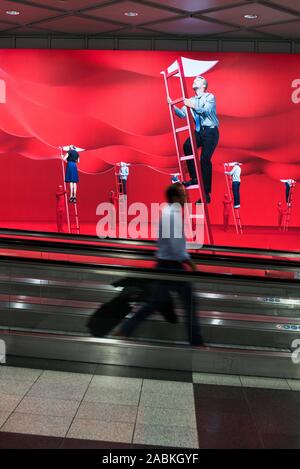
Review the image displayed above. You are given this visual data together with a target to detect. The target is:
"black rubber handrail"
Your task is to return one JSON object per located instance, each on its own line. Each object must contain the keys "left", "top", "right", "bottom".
{"left": 0, "top": 227, "right": 299, "bottom": 258}
{"left": 1, "top": 253, "right": 300, "bottom": 286}
{"left": 0, "top": 235, "right": 300, "bottom": 272}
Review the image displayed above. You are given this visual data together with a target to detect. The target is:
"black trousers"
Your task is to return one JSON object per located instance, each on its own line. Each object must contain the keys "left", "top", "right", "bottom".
{"left": 120, "top": 260, "right": 203, "bottom": 345}
{"left": 118, "top": 177, "right": 127, "bottom": 195}
{"left": 286, "top": 183, "right": 290, "bottom": 204}
{"left": 183, "top": 127, "right": 219, "bottom": 194}
{"left": 232, "top": 181, "right": 241, "bottom": 206}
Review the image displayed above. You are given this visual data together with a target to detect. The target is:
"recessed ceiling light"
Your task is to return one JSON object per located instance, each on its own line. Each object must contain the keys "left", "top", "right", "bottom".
{"left": 243, "top": 14, "right": 258, "bottom": 20}
{"left": 6, "top": 10, "right": 20, "bottom": 16}
{"left": 124, "top": 11, "right": 139, "bottom": 17}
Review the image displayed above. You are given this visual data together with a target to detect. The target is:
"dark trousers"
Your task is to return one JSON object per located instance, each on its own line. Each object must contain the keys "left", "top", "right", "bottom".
{"left": 232, "top": 181, "right": 241, "bottom": 206}
{"left": 183, "top": 127, "right": 219, "bottom": 194}
{"left": 119, "top": 177, "right": 127, "bottom": 195}
{"left": 120, "top": 261, "right": 202, "bottom": 345}
{"left": 286, "top": 183, "right": 290, "bottom": 204}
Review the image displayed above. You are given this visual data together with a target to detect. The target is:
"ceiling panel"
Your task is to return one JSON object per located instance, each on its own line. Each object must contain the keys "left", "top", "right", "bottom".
{"left": 84, "top": 1, "right": 180, "bottom": 25}
{"left": 3, "top": 25, "right": 50, "bottom": 33}
{"left": 37, "top": 14, "right": 123, "bottom": 34}
{"left": 268, "top": 0, "right": 300, "bottom": 14}
{"left": 220, "top": 28, "right": 275, "bottom": 38}
{"left": 146, "top": 17, "right": 237, "bottom": 35}
{"left": 255, "top": 20, "right": 300, "bottom": 39}
{"left": 201, "top": 2, "right": 298, "bottom": 27}
{"left": 0, "top": 19, "right": 18, "bottom": 31}
{"left": 8, "top": 0, "right": 112, "bottom": 12}
{"left": 0, "top": 0, "right": 298, "bottom": 39}
{"left": 148, "top": 0, "right": 248, "bottom": 13}
{"left": 113, "top": 26, "right": 161, "bottom": 35}
{"left": 0, "top": 0, "right": 62, "bottom": 24}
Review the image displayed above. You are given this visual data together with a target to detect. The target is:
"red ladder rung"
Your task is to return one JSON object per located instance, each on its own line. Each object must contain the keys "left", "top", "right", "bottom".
{"left": 170, "top": 97, "right": 184, "bottom": 105}
{"left": 180, "top": 154, "right": 194, "bottom": 161}
{"left": 175, "top": 125, "right": 189, "bottom": 134}
{"left": 166, "top": 69, "right": 179, "bottom": 79}
{"left": 189, "top": 214, "right": 205, "bottom": 219}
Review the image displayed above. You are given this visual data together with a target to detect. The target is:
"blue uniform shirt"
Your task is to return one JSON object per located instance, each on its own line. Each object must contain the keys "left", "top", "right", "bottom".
{"left": 174, "top": 92, "right": 219, "bottom": 130}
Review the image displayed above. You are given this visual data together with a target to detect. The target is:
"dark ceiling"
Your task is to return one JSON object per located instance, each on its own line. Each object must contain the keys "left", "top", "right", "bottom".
{"left": 0, "top": 0, "right": 300, "bottom": 39}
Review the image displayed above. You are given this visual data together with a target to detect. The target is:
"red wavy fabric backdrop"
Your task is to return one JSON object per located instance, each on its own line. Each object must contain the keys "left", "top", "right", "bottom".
{"left": 0, "top": 50, "right": 299, "bottom": 247}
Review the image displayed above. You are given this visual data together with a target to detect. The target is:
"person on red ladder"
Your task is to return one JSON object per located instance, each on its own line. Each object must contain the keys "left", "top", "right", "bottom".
{"left": 118, "top": 162, "right": 129, "bottom": 196}
{"left": 56, "top": 185, "right": 67, "bottom": 233}
{"left": 223, "top": 193, "right": 232, "bottom": 232}
{"left": 225, "top": 162, "right": 242, "bottom": 208}
{"left": 280, "top": 179, "right": 296, "bottom": 206}
{"left": 62, "top": 145, "right": 80, "bottom": 203}
{"left": 168, "top": 75, "right": 219, "bottom": 204}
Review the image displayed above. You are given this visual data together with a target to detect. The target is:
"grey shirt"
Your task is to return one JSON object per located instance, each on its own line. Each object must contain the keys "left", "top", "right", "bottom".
{"left": 157, "top": 204, "right": 190, "bottom": 262}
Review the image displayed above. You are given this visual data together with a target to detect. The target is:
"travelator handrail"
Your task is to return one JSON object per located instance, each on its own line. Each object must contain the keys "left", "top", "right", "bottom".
{"left": 0, "top": 227, "right": 300, "bottom": 259}
{"left": 1, "top": 253, "right": 300, "bottom": 286}
{"left": 0, "top": 235, "right": 300, "bottom": 274}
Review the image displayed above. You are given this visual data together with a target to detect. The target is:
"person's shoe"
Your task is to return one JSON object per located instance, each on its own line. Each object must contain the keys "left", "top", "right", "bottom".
{"left": 183, "top": 179, "right": 197, "bottom": 188}
{"left": 114, "top": 330, "right": 129, "bottom": 339}
{"left": 69, "top": 197, "right": 73, "bottom": 203}
{"left": 73, "top": 197, "right": 77, "bottom": 204}
{"left": 234, "top": 204, "right": 240, "bottom": 209}
{"left": 205, "top": 193, "right": 211, "bottom": 204}
{"left": 190, "top": 337, "right": 205, "bottom": 346}
{"left": 195, "top": 199, "right": 202, "bottom": 205}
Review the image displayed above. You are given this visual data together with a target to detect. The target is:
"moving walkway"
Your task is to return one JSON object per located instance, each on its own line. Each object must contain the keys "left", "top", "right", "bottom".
{"left": 0, "top": 229, "right": 299, "bottom": 379}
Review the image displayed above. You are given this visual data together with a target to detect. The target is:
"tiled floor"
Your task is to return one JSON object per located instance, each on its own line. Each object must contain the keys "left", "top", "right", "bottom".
{"left": 0, "top": 365, "right": 300, "bottom": 449}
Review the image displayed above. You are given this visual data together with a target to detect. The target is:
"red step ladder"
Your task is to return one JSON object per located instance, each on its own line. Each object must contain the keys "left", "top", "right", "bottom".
{"left": 224, "top": 164, "right": 243, "bottom": 235}
{"left": 162, "top": 57, "right": 213, "bottom": 245}
{"left": 283, "top": 182, "right": 296, "bottom": 233}
{"left": 68, "top": 201, "right": 80, "bottom": 235}
{"left": 60, "top": 147, "right": 80, "bottom": 235}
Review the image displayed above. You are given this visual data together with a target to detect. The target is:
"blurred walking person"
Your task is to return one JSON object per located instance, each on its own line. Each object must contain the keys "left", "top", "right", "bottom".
{"left": 118, "top": 183, "right": 203, "bottom": 346}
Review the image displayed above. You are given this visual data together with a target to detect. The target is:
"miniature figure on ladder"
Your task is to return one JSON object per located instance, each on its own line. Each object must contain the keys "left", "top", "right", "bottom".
{"left": 280, "top": 179, "right": 296, "bottom": 232}
{"left": 60, "top": 145, "right": 82, "bottom": 235}
{"left": 224, "top": 162, "right": 243, "bottom": 235}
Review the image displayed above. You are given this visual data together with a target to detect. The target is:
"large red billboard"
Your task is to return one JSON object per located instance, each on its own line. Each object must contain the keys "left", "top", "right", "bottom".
{"left": 0, "top": 50, "right": 299, "bottom": 250}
